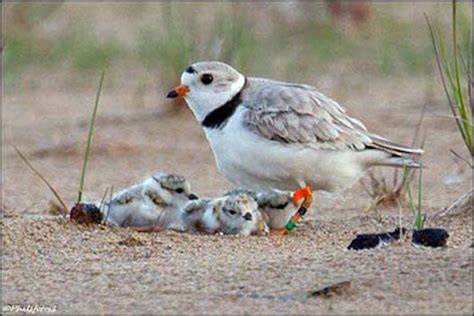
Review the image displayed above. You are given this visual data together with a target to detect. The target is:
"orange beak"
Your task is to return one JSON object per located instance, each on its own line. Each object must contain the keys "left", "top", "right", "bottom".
{"left": 167, "top": 84, "right": 189, "bottom": 98}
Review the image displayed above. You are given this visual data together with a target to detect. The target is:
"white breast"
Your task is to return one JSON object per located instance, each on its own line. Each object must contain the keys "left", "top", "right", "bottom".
{"left": 203, "top": 107, "right": 298, "bottom": 190}
{"left": 203, "top": 107, "right": 367, "bottom": 192}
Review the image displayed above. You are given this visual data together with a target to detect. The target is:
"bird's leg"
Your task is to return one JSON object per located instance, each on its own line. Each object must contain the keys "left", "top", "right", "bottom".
{"left": 292, "top": 186, "right": 313, "bottom": 209}
{"left": 270, "top": 186, "right": 313, "bottom": 236}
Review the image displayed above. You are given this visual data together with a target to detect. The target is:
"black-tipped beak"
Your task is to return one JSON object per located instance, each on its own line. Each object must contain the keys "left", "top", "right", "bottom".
{"left": 243, "top": 213, "right": 252, "bottom": 221}
{"left": 167, "top": 90, "right": 178, "bottom": 98}
{"left": 188, "top": 193, "right": 199, "bottom": 200}
{"left": 166, "top": 84, "right": 189, "bottom": 99}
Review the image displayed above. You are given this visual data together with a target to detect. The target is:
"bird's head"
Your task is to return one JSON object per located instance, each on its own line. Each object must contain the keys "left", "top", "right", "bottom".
{"left": 217, "top": 193, "right": 260, "bottom": 234}
{"left": 167, "top": 61, "right": 246, "bottom": 122}
{"left": 148, "top": 172, "right": 198, "bottom": 208}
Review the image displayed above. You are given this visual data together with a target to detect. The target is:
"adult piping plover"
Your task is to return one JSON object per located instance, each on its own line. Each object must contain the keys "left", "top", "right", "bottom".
{"left": 167, "top": 61, "right": 423, "bottom": 233}
{"left": 182, "top": 192, "right": 269, "bottom": 236}
{"left": 100, "top": 172, "right": 198, "bottom": 230}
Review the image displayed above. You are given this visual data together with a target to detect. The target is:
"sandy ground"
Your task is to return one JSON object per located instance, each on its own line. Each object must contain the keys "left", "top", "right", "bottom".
{"left": 2, "top": 76, "right": 472, "bottom": 314}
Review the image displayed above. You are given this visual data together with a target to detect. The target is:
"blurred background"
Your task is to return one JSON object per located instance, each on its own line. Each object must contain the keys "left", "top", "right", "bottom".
{"left": 3, "top": 2, "right": 471, "bottom": 96}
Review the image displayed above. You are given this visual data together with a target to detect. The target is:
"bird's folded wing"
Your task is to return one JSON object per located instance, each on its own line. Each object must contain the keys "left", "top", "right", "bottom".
{"left": 242, "top": 83, "right": 372, "bottom": 150}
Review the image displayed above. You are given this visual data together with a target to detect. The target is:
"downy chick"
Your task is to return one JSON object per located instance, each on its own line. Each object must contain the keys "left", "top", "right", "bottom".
{"left": 101, "top": 172, "right": 198, "bottom": 230}
{"left": 182, "top": 192, "right": 268, "bottom": 236}
{"left": 225, "top": 189, "right": 300, "bottom": 229}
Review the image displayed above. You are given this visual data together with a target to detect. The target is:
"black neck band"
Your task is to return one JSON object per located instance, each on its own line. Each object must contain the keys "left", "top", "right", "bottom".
{"left": 202, "top": 78, "right": 247, "bottom": 129}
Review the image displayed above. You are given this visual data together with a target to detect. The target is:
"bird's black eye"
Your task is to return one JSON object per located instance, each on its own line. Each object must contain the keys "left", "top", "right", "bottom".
{"left": 200, "top": 74, "right": 213, "bottom": 85}
{"left": 175, "top": 188, "right": 184, "bottom": 194}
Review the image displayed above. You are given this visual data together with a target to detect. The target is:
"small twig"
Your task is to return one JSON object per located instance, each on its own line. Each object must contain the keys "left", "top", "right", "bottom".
{"left": 77, "top": 70, "right": 105, "bottom": 203}
{"left": 103, "top": 185, "right": 114, "bottom": 225}
{"left": 432, "top": 189, "right": 473, "bottom": 218}
{"left": 427, "top": 113, "right": 474, "bottom": 126}
{"left": 449, "top": 148, "right": 472, "bottom": 167}
{"left": 411, "top": 102, "right": 427, "bottom": 149}
{"left": 98, "top": 187, "right": 110, "bottom": 213}
{"left": 13, "top": 145, "right": 69, "bottom": 216}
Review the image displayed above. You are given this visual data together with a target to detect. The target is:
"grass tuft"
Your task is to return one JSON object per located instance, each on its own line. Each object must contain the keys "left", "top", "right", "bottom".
{"left": 77, "top": 70, "right": 105, "bottom": 203}
{"left": 425, "top": 0, "right": 473, "bottom": 157}
{"left": 425, "top": 0, "right": 472, "bottom": 218}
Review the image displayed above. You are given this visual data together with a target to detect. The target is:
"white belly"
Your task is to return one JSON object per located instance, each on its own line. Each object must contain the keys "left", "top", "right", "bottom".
{"left": 203, "top": 108, "right": 366, "bottom": 192}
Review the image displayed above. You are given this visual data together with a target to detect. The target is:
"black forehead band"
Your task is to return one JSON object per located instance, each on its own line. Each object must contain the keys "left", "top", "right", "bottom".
{"left": 185, "top": 66, "right": 197, "bottom": 74}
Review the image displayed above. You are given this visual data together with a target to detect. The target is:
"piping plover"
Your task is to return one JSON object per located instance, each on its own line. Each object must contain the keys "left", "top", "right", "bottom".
{"left": 182, "top": 193, "right": 269, "bottom": 236}
{"left": 100, "top": 172, "right": 198, "bottom": 230}
{"left": 167, "top": 61, "right": 423, "bottom": 232}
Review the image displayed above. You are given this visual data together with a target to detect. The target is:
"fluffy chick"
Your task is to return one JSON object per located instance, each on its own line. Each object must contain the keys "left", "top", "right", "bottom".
{"left": 182, "top": 193, "right": 268, "bottom": 236}
{"left": 256, "top": 191, "right": 297, "bottom": 229}
{"left": 101, "top": 172, "right": 197, "bottom": 230}
{"left": 225, "top": 189, "right": 299, "bottom": 229}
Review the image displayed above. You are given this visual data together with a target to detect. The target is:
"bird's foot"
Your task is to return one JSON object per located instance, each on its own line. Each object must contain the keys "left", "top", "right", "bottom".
{"left": 270, "top": 227, "right": 289, "bottom": 236}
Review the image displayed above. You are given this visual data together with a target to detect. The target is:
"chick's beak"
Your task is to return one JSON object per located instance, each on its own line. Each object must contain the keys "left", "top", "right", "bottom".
{"left": 167, "top": 84, "right": 189, "bottom": 98}
{"left": 188, "top": 193, "right": 199, "bottom": 200}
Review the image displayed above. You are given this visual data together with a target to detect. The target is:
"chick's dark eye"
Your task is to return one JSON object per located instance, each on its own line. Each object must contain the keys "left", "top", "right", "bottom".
{"left": 200, "top": 74, "right": 213, "bottom": 85}
{"left": 175, "top": 188, "right": 184, "bottom": 194}
{"left": 225, "top": 208, "right": 236, "bottom": 215}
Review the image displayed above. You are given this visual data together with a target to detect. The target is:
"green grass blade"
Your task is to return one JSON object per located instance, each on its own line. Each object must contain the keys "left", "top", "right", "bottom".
{"left": 416, "top": 163, "right": 424, "bottom": 230}
{"left": 451, "top": 0, "right": 473, "bottom": 154}
{"left": 77, "top": 70, "right": 105, "bottom": 203}
{"left": 425, "top": 15, "right": 459, "bottom": 128}
{"left": 402, "top": 164, "right": 415, "bottom": 217}
{"left": 425, "top": 11, "right": 473, "bottom": 155}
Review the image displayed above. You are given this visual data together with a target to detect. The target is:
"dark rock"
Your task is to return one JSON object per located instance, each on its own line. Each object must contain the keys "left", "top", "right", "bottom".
{"left": 348, "top": 227, "right": 407, "bottom": 250}
{"left": 70, "top": 203, "right": 102, "bottom": 225}
{"left": 412, "top": 228, "right": 449, "bottom": 248}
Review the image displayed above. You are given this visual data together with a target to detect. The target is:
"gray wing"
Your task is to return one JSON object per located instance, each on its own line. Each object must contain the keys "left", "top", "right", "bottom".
{"left": 242, "top": 81, "right": 371, "bottom": 150}
{"left": 242, "top": 80, "right": 423, "bottom": 155}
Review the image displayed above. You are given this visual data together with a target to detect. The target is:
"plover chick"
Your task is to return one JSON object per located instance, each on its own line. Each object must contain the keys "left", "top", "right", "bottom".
{"left": 256, "top": 191, "right": 298, "bottom": 229}
{"left": 225, "top": 189, "right": 303, "bottom": 231}
{"left": 101, "top": 172, "right": 198, "bottom": 230}
{"left": 182, "top": 192, "right": 268, "bottom": 236}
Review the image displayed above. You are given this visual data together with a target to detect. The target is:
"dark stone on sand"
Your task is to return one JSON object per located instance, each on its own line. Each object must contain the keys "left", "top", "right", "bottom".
{"left": 412, "top": 228, "right": 449, "bottom": 248}
{"left": 348, "top": 227, "right": 407, "bottom": 250}
{"left": 70, "top": 203, "right": 103, "bottom": 225}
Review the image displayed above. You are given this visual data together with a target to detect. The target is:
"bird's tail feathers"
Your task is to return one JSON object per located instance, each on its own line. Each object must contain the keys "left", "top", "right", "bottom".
{"left": 368, "top": 133, "right": 424, "bottom": 156}
{"left": 372, "top": 156, "right": 423, "bottom": 169}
